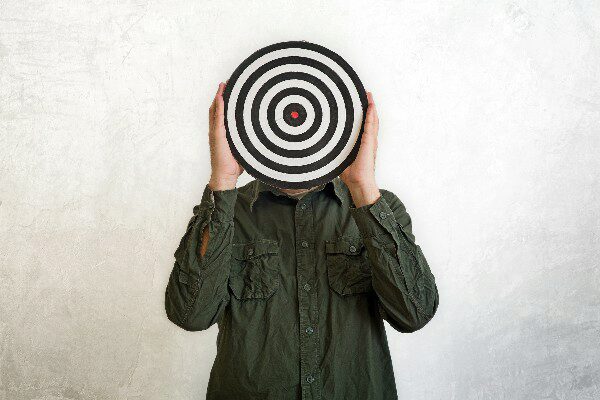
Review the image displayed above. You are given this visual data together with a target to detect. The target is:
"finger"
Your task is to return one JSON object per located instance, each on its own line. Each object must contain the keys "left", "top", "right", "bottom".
{"left": 215, "top": 82, "right": 226, "bottom": 130}
{"left": 365, "top": 92, "right": 378, "bottom": 122}
{"left": 364, "top": 92, "right": 379, "bottom": 133}
{"left": 209, "top": 82, "right": 224, "bottom": 127}
{"left": 367, "top": 91, "right": 374, "bottom": 106}
{"left": 217, "top": 81, "right": 225, "bottom": 97}
{"left": 210, "top": 82, "right": 222, "bottom": 108}
{"left": 209, "top": 92, "right": 217, "bottom": 119}
{"left": 209, "top": 94, "right": 216, "bottom": 112}
{"left": 209, "top": 107, "right": 216, "bottom": 139}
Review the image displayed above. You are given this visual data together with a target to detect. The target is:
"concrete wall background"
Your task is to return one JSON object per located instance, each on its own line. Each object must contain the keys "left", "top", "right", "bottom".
{"left": 1, "top": 1, "right": 599, "bottom": 399}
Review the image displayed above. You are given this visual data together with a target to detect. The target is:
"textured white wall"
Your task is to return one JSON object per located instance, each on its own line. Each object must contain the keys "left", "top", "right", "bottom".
{"left": 1, "top": 1, "right": 599, "bottom": 399}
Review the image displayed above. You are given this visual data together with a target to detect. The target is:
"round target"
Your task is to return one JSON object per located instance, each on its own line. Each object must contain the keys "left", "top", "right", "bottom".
{"left": 223, "top": 41, "right": 368, "bottom": 189}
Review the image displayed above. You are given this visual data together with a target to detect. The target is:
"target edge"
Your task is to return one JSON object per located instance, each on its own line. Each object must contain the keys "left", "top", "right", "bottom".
{"left": 223, "top": 41, "right": 368, "bottom": 189}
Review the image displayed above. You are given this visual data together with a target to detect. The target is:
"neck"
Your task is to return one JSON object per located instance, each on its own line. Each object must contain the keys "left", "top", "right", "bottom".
{"left": 279, "top": 186, "right": 319, "bottom": 195}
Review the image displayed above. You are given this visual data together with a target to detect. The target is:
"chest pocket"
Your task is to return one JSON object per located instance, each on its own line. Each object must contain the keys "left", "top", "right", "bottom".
{"left": 229, "top": 239, "right": 281, "bottom": 300}
{"left": 325, "top": 236, "right": 373, "bottom": 295}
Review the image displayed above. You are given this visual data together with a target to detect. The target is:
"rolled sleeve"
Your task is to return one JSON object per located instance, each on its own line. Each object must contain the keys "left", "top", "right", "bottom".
{"left": 350, "top": 190, "right": 439, "bottom": 332}
{"left": 349, "top": 194, "right": 398, "bottom": 239}
{"left": 165, "top": 184, "right": 238, "bottom": 331}
{"left": 197, "top": 184, "right": 238, "bottom": 223}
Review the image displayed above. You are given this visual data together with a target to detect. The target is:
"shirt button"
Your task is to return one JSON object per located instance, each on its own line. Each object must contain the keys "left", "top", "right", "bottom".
{"left": 300, "top": 203, "right": 307, "bottom": 210}
{"left": 301, "top": 241, "right": 309, "bottom": 248}
{"left": 379, "top": 211, "right": 387, "bottom": 219}
{"left": 305, "top": 326, "right": 314, "bottom": 334}
{"left": 306, "top": 375, "right": 315, "bottom": 384}
{"left": 247, "top": 248, "right": 254, "bottom": 256}
{"left": 303, "top": 283, "right": 311, "bottom": 292}
{"left": 349, "top": 245, "right": 357, "bottom": 253}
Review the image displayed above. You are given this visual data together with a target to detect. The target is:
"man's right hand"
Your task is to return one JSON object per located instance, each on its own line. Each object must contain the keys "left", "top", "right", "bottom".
{"left": 208, "top": 82, "right": 243, "bottom": 191}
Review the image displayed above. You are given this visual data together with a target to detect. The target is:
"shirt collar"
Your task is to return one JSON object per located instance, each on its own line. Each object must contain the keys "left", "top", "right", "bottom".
{"left": 249, "top": 177, "right": 347, "bottom": 211}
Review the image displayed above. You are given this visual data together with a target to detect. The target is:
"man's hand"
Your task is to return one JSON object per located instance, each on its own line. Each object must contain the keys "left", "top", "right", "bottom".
{"left": 340, "top": 91, "right": 381, "bottom": 208}
{"left": 208, "top": 82, "right": 244, "bottom": 191}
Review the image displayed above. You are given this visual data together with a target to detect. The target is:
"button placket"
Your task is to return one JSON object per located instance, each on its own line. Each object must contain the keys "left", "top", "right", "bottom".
{"left": 294, "top": 196, "right": 321, "bottom": 399}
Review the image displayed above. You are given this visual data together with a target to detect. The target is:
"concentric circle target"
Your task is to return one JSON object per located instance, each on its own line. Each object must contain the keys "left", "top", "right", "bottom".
{"left": 223, "top": 41, "right": 367, "bottom": 189}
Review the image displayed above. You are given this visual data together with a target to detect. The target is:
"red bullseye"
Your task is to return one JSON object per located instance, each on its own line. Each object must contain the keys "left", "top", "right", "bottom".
{"left": 290, "top": 111, "right": 299, "bottom": 119}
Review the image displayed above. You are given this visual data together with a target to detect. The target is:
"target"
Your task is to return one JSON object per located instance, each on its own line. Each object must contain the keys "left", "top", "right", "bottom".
{"left": 223, "top": 41, "right": 367, "bottom": 189}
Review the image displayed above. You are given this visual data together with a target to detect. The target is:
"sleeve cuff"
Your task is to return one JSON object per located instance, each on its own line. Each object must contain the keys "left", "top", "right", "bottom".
{"left": 349, "top": 194, "right": 398, "bottom": 238}
{"left": 198, "top": 184, "right": 238, "bottom": 222}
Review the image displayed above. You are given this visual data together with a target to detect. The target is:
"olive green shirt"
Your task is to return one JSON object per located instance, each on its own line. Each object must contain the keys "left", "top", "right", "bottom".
{"left": 165, "top": 177, "right": 439, "bottom": 400}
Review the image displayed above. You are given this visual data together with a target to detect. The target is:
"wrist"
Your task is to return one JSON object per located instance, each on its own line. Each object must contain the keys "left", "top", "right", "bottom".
{"left": 208, "top": 175, "right": 238, "bottom": 191}
{"left": 347, "top": 181, "right": 380, "bottom": 208}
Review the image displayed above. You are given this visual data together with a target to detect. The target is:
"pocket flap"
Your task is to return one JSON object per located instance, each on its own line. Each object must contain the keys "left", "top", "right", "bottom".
{"left": 325, "top": 236, "right": 365, "bottom": 256}
{"left": 232, "top": 239, "right": 280, "bottom": 260}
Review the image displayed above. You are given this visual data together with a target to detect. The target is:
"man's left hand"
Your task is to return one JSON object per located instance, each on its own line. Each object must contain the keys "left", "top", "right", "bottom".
{"left": 340, "top": 91, "right": 381, "bottom": 207}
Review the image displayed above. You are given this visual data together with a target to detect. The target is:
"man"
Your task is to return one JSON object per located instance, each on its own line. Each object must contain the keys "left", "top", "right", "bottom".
{"left": 165, "top": 82, "right": 439, "bottom": 400}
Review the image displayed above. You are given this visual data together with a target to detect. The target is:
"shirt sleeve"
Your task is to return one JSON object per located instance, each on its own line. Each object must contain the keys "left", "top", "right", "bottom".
{"left": 349, "top": 189, "right": 439, "bottom": 333}
{"left": 165, "top": 184, "right": 237, "bottom": 331}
